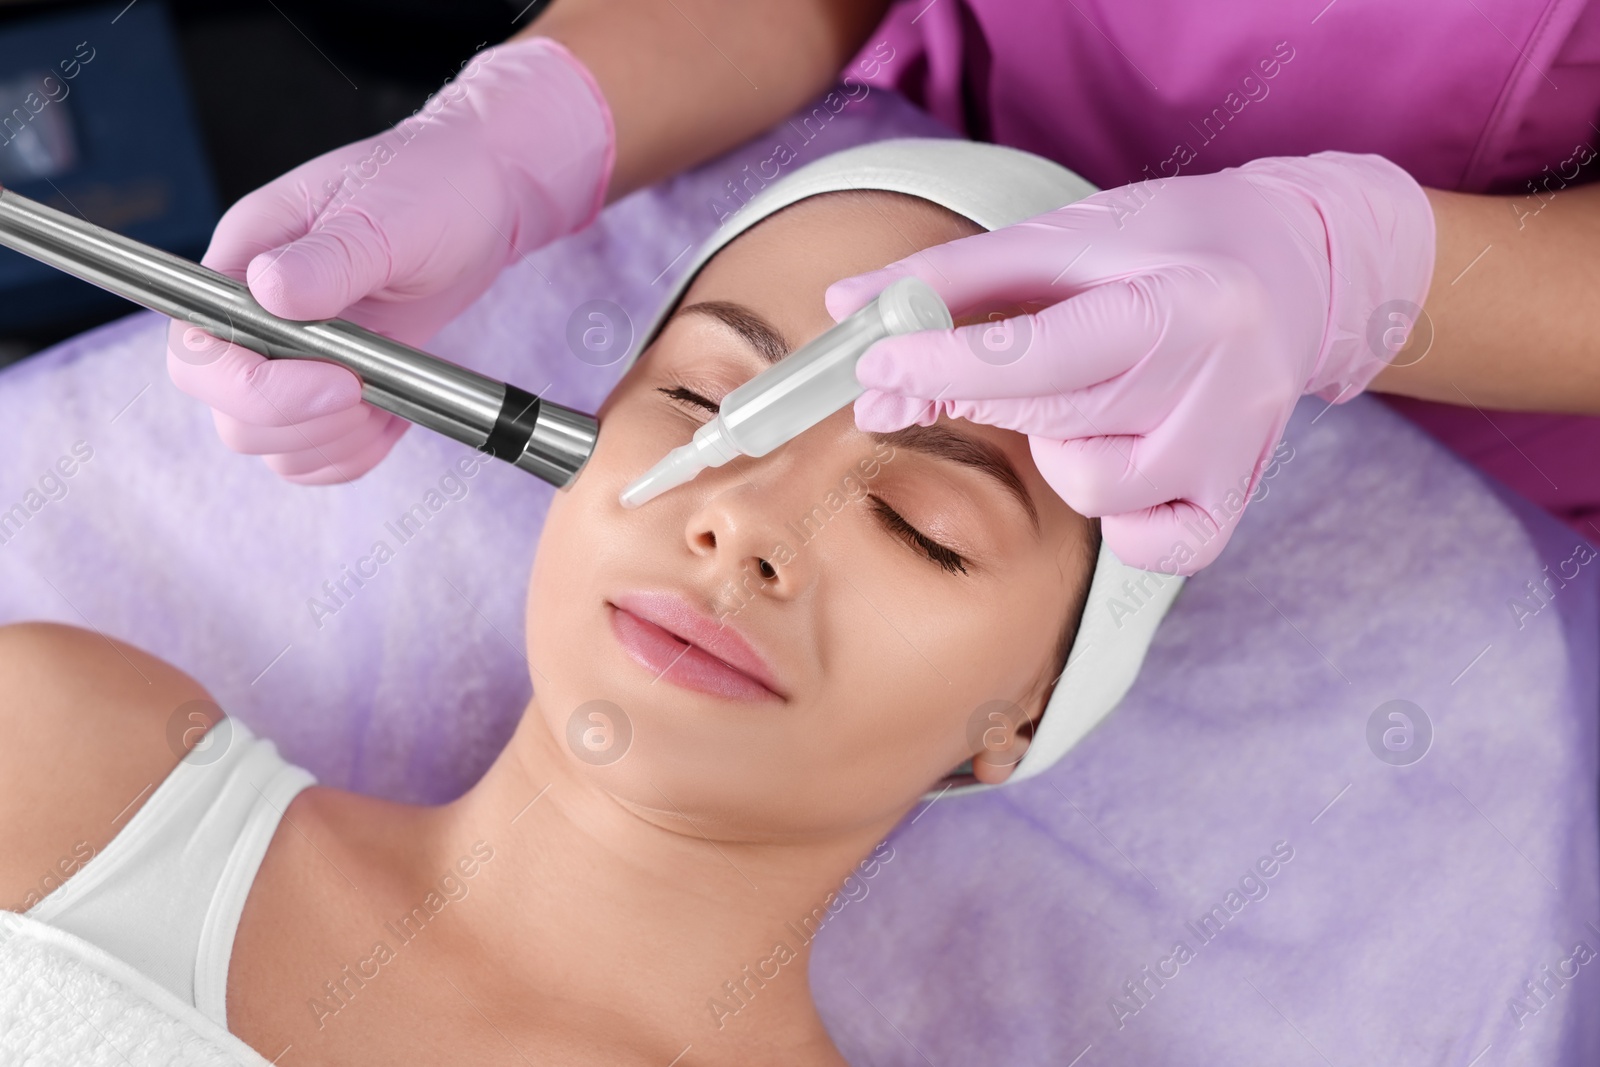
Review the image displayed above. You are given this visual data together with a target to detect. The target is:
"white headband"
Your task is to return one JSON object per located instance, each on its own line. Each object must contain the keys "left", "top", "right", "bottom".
{"left": 622, "top": 138, "right": 1185, "bottom": 794}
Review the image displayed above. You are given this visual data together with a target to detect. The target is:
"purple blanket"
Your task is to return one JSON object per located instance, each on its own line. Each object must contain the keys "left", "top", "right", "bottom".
{"left": 1, "top": 87, "right": 1595, "bottom": 1066}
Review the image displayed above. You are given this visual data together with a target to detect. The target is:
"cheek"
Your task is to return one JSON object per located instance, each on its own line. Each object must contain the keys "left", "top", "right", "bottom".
{"left": 525, "top": 443, "right": 624, "bottom": 683}
{"left": 525, "top": 403, "right": 701, "bottom": 740}
{"left": 822, "top": 565, "right": 1062, "bottom": 781}
{"left": 584, "top": 383, "right": 704, "bottom": 505}
{"left": 528, "top": 460, "right": 623, "bottom": 600}
{"left": 534, "top": 390, "right": 672, "bottom": 568}
{"left": 807, "top": 571, "right": 984, "bottom": 789}
{"left": 525, "top": 500, "right": 575, "bottom": 687}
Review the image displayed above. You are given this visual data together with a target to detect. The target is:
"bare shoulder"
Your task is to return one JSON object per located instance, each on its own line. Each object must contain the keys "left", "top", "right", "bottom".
{"left": 0, "top": 621, "right": 222, "bottom": 912}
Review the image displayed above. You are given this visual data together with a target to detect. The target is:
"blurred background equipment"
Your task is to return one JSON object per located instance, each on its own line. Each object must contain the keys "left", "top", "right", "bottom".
{"left": 0, "top": 0, "right": 551, "bottom": 368}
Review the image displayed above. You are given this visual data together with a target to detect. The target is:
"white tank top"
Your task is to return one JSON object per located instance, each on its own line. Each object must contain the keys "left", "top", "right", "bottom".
{"left": 24, "top": 718, "right": 315, "bottom": 1030}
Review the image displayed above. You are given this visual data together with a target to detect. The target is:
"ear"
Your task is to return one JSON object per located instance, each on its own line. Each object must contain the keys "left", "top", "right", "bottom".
{"left": 967, "top": 686, "right": 1051, "bottom": 786}
{"left": 971, "top": 669, "right": 1057, "bottom": 785}
{"left": 971, "top": 731, "right": 1030, "bottom": 785}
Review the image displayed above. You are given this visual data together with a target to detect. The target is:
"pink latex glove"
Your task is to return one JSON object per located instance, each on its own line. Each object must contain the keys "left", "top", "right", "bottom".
{"left": 167, "top": 36, "right": 616, "bottom": 484}
{"left": 827, "top": 151, "right": 1435, "bottom": 575}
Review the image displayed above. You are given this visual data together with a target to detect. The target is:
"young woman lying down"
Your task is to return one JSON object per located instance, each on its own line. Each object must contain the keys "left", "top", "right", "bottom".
{"left": 0, "top": 142, "right": 1175, "bottom": 1065}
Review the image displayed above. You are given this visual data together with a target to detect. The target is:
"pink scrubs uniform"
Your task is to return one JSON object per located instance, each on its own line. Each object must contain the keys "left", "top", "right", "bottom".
{"left": 850, "top": 0, "right": 1600, "bottom": 542}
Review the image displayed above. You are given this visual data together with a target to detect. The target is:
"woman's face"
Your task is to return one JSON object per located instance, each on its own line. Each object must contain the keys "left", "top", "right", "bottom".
{"left": 527, "top": 191, "right": 1095, "bottom": 839}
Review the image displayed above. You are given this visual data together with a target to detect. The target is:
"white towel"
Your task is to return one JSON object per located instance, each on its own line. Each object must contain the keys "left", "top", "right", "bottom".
{"left": 0, "top": 912, "right": 270, "bottom": 1066}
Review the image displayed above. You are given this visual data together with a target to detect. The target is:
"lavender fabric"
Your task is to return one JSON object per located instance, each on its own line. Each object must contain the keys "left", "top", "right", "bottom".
{"left": 1, "top": 89, "right": 1596, "bottom": 1065}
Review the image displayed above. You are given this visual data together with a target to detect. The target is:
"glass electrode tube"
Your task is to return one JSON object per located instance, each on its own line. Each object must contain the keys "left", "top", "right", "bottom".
{"left": 619, "top": 275, "right": 952, "bottom": 508}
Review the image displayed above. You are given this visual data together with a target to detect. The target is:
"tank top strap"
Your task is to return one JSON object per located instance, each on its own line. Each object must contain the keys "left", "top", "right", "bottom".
{"left": 25, "top": 717, "right": 316, "bottom": 1030}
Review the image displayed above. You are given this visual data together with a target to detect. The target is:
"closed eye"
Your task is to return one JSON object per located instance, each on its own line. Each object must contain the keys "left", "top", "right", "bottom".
{"left": 869, "top": 496, "right": 968, "bottom": 576}
{"left": 659, "top": 383, "right": 968, "bottom": 575}
{"left": 657, "top": 384, "right": 719, "bottom": 415}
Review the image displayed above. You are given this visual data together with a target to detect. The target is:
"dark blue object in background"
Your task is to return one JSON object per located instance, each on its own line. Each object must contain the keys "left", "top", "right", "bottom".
{"left": 0, "top": 0, "right": 218, "bottom": 333}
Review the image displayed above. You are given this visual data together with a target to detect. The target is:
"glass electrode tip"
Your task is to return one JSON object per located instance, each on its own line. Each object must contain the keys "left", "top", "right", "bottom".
{"left": 619, "top": 276, "right": 951, "bottom": 509}
{"left": 620, "top": 410, "right": 743, "bottom": 508}
{"left": 617, "top": 441, "right": 706, "bottom": 509}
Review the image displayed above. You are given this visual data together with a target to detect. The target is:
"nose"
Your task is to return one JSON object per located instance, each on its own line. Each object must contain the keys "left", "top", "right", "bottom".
{"left": 683, "top": 451, "right": 839, "bottom": 610}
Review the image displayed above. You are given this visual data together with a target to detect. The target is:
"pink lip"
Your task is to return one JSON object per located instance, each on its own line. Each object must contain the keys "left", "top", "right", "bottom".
{"left": 607, "top": 592, "right": 786, "bottom": 702}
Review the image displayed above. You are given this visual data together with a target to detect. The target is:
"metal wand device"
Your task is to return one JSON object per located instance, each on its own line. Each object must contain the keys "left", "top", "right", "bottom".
{"left": 0, "top": 186, "right": 598, "bottom": 487}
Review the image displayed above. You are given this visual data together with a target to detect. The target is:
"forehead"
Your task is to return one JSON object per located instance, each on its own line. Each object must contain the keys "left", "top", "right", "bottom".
{"left": 677, "top": 192, "right": 984, "bottom": 349}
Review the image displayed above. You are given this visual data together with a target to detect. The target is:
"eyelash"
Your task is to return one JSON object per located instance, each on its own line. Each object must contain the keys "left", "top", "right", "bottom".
{"left": 657, "top": 384, "right": 719, "bottom": 414}
{"left": 655, "top": 382, "right": 969, "bottom": 576}
{"left": 869, "top": 497, "right": 968, "bottom": 575}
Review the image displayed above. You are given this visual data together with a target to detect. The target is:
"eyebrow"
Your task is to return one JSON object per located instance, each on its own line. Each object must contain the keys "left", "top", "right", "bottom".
{"left": 675, "top": 299, "right": 1040, "bottom": 535}
{"left": 674, "top": 301, "right": 792, "bottom": 365}
{"left": 871, "top": 423, "right": 1041, "bottom": 535}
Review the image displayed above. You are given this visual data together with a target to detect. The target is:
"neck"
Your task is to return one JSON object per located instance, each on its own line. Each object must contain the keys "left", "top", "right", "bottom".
{"left": 419, "top": 695, "right": 901, "bottom": 1057}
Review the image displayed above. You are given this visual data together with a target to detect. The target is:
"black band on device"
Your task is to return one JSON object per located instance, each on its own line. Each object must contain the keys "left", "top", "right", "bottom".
{"left": 483, "top": 384, "right": 542, "bottom": 462}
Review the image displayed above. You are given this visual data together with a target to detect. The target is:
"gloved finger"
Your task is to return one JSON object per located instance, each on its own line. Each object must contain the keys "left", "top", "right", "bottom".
{"left": 264, "top": 410, "right": 408, "bottom": 483}
{"left": 166, "top": 317, "right": 229, "bottom": 367}
{"left": 246, "top": 207, "right": 394, "bottom": 322}
{"left": 855, "top": 276, "right": 1176, "bottom": 403}
{"left": 857, "top": 388, "right": 1112, "bottom": 443}
{"left": 937, "top": 391, "right": 1114, "bottom": 441}
{"left": 167, "top": 324, "right": 363, "bottom": 426}
{"left": 1032, "top": 377, "right": 1278, "bottom": 517}
{"left": 1050, "top": 407, "right": 1285, "bottom": 573}
{"left": 266, "top": 405, "right": 401, "bottom": 476}
{"left": 852, "top": 389, "right": 939, "bottom": 433}
{"left": 825, "top": 216, "right": 1098, "bottom": 321}
{"left": 1028, "top": 434, "right": 1176, "bottom": 518}
{"left": 212, "top": 403, "right": 374, "bottom": 455}
{"left": 826, "top": 263, "right": 921, "bottom": 321}
{"left": 202, "top": 181, "right": 317, "bottom": 277}
{"left": 1099, "top": 499, "right": 1228, "bottom": 576}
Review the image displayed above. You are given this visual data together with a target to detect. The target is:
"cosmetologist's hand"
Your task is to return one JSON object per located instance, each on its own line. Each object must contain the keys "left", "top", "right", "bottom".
{"left": 167, "top": 36, "right": 615, "bottom": 484}
{"left": 827, "top": 151, "right": 1435, "bottom": 574}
